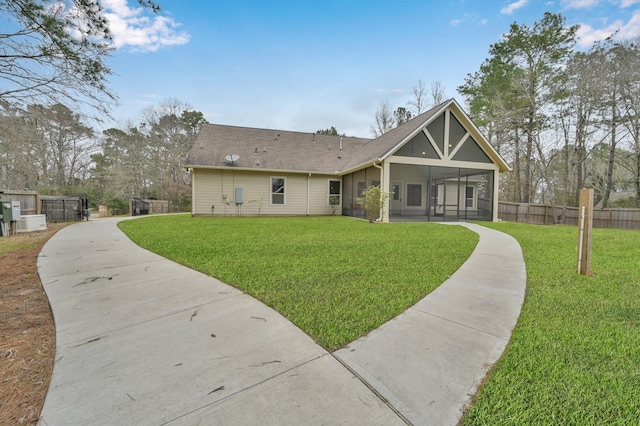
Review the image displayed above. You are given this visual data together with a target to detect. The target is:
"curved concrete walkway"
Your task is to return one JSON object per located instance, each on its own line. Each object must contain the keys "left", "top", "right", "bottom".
{"left": 37, "top": 218, "right": 525, "bottom": 426}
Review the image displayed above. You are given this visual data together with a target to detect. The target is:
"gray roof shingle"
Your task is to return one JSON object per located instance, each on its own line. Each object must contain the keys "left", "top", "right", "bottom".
{"left": 185, "top": 99, "right": 509, "bottom": 174}
{"left": 186, "top": 124, "right": 372, "bottom": 174}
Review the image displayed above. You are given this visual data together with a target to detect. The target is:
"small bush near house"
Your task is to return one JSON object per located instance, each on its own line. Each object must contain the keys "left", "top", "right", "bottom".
{"left": 357, "top": 186, "right": 391, "bottom": 223}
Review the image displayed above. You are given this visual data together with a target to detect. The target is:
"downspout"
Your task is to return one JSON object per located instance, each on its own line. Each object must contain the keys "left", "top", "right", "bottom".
{"left": 189, "top": 168, "right": 195, "bottom": 216}
{"left": 372, "top": 160, "right": 386, "bottom": 222}
{"left": 307, "top": 173, "right": 311, "bottom": 216}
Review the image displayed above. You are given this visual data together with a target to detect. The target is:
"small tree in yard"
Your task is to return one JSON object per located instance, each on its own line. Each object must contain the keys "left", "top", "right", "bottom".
{"left": 329, "top": 195, "right": 340, "bottom": 215}
{"left": 357, "top": 186, "right": 390, "bottom": 223}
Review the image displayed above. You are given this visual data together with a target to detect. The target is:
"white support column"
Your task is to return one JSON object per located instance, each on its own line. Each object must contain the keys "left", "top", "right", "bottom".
{"left": 444, "top": 109, "right": 451, "bottom": 158}
{"left": 382, "top": 161, "right": 391, "bottom": 223}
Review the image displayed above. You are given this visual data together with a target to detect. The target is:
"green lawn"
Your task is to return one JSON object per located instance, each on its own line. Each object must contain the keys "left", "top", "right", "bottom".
{"left": 120, "top": 216, "right": 639, "bottom": 423}
{"left": 118, "top": 215, "right": 477, "bottom": 350}
{"left": 463, "top": 222, "right": 640, "bottom": 425}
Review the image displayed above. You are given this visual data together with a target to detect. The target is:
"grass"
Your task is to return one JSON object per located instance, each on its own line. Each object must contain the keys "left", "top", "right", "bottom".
{"left": 119, "top": 216, "right": 639, "bottom": 423}
{"left": 463, "top": 222, "right": 640, "bottom": 425}
{"left": 0, "top": 232, "right": 49, "bottom": 255}
{"left": 118, "top": 215, "right": 477, "bottom": 350}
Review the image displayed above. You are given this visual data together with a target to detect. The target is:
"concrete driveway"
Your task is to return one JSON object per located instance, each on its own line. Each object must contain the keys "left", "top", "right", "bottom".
{"left": 37, "top": 218, "right": 525, "bottom": 425}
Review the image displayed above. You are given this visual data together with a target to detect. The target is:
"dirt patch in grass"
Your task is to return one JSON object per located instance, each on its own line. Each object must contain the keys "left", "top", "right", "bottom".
{"left": 0, "top": 223, "right": 67, "bottom": 425}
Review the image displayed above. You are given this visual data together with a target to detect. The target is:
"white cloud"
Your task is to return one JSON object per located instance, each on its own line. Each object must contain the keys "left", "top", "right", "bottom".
{"left": 501, "top": 0, "right": 529, "bottom": 15}
{"left": 561, "top": 0, "right": 599, "bottom": 9}
{"left": 101, "top": 0, "right": 190, "bottom": 52}
{"left": 576, "top": 10, "right": 640, "bottom": 46}
{"left": 619, "top": 0, "right": 640, "bottom": 7}
{"left": 450, "top": 13, "right": 489, "bottom": 26}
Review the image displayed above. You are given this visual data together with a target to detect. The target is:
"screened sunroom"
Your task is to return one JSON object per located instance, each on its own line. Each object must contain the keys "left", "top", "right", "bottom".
{"left": 341, "top": 100, "right": 507, "bottom": 222}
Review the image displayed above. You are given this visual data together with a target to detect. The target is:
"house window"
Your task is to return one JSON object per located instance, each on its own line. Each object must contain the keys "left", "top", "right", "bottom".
{"left": 372, "top": 180, "right": 380, "bottom": 187}
{"left": 407, "top": 184, "right": 422, "bottom": 206}
{"left": 465, "top": 186, "right": 474, "bottom": 208}
{"left": 329, "top": 180, "right": 341, "bottom": 206}
{"left": 271, "top": 177, "right": 285, "bottom": 205}
{"left": 356, "top": 181, "right": 366, "bottom": 198}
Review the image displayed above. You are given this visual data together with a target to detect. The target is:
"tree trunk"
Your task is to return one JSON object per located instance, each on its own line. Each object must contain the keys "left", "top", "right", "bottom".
{"left": 524, "top": 114, "right": 534, "bottom": 203}
{"left": 636, "top": 151, "right": 640, "bottom": 208}
{"left": 602, "top": 106, "right": 617, "bottom": 208}
{"left": 514, "top": 128, "right": 522, "bottom": 202}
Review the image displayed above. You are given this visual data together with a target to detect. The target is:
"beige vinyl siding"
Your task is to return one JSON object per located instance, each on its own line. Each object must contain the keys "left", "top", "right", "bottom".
{"left": 192, "top": 168, "right": 340, "bottom": 216}
{"left": 308, "top": 177, "right": 340, "bottom": 214}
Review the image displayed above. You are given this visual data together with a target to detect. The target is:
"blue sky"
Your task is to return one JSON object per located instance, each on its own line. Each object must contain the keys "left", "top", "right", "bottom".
{"left": 102, "top": 0, "right": 640, "bottom": 137}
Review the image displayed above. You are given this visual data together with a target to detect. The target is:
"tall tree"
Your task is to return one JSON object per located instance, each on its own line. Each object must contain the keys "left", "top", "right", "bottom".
{"left": 393, "top": 107, "right": 412, "bottom": 126}
{"left": 597, "top": 39, "right": 625, "bottom": 208}
{"left": 552, "top": 46, "right": 603, "bottom": 207}
{"left": 615, "top": 38, "right": 640, "bottom": 206}
{"left": 141, "top": 98, "right": 207, "bottom": 210}
{"left": 0, "top": 0, "right": 159, "bottom": 115}
{"left": 460, "top": 12, "right": 578, "bottom": 203}
{"left": 316, "top": 127, "right": 339, "bottom": 135}
{"left": 96, "top": 124, "right": 150, "bottom": 206}
{"left": 460, "top": 55, "right": 527, "bottom": 201}
{"left": 0, "top": 101, "right": 94, "bottom": 192}
{"left": 408, "top": 80, "right": 427, "bottom": 116}
{"left": 429, "top": 81, "right": 447, "bottom": 107}
{"left": 27, "top": 104, "right": 95, "bottom": 191}
{"left": 370, "top": 100, "right": 393, "bottom": 136}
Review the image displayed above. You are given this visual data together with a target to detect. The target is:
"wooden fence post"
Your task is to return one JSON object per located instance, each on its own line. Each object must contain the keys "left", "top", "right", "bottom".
{"left": 577, "top": 188, "right": 594, "bottom": 276}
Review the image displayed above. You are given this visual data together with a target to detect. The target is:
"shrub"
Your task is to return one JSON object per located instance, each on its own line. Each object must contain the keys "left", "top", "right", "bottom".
{"left": 357, "top": 186, "right": 390, "bottom": 223}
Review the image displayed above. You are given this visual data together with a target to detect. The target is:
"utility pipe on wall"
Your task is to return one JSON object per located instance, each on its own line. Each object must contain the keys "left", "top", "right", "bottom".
{"left": 307, "top": 173, "right": 311, "bottom": 216}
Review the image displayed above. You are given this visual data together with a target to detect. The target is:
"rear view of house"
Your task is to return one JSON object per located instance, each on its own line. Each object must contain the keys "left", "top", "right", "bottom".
{"left": 186, "top": 99, "right": 510, "bottom": 222}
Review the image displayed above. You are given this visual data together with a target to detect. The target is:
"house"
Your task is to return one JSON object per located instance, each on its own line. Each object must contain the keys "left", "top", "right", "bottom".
{"left": 186, "top": 99, "right": 510, "bottom": 222}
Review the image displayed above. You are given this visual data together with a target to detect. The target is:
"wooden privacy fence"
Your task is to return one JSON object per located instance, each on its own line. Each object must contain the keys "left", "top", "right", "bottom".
{"left": 498, "top": 202, "right": 640, "bottom": 230}
{"left": 129, "top": 199, "right": 172, "bottom": 216}
{"left": 41, "top": 195, "right": 88, "bottom": 223}
{"left": 0, "top": 190, "right": 39, "bottom": 215}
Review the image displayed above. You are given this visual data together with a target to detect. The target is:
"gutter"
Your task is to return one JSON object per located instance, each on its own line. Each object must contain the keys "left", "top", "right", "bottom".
{"left": 187, "top": 164, "right": 341, "bottom": 176}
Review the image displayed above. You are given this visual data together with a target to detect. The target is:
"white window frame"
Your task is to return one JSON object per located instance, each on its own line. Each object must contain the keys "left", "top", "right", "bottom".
{"left": 328, "top": 179, "right": 342, "bottom": 206}
{"left": 465, "top": 185, "right": 475, "bottom": 209}
{"left": 271, "top": 176, "right": 286, "bottom": 205}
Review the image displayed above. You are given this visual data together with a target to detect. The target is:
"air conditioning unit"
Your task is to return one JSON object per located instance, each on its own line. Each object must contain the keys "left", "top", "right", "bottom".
{"left": 17, "top": 214, "right": 47, "bottom": 233}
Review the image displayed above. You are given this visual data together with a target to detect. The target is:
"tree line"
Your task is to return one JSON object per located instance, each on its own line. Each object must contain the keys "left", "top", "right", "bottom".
{"left": 459, "top": 12, "right": 640, "bottom": 209}
{"left": 0, "top": 1, "right": 211, "bottom": 212}
{"left": 0, "top": 99, "right": 206, "bottom": 212}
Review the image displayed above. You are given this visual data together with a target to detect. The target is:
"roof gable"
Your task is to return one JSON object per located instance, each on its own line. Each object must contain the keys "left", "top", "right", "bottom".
{"left": 186, "top": 99, "right": 510, "bottom": 175}
{"left": 338, "top": 101, "right": 448, "bottom": 172}
{"left": 376, "top": 99, "right": 510, "bottom": 172}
